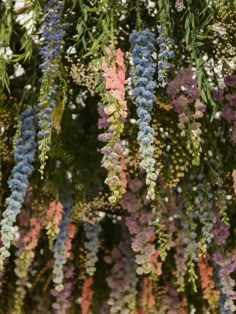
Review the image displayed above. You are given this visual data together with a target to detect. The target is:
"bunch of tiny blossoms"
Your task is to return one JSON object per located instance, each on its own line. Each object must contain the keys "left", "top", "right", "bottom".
{"left": 13, "top": 218, "right": 41, "bottom": 313}
{"left": 0, "top": 108, "right": 36, "bottom": 269}
{"left": 53, "top": 198, "right": 75, "bottom": 291}
{"left": 98, "top": 47, "right": 127, "bottom": 203}
{"left": 37, "top": 0, "right": 65, "bottom": 177}
{"left": 46, "top": 201, "right": 63, "bottom": 249}
{"left": 129, "top": 30, "right": 157, "bottom": 200}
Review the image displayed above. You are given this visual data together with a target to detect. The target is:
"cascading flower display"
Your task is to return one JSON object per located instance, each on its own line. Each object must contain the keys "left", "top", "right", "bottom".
{"left": 52, "top": 198, "right": 75, "bottom": 292}
{"left": 0, "top": 108, "right": 36, "bottom": 268}
{"left": 84, "top": 222, "right": 102, "bottom": 276}
{"left": 121, "top": 178, "right": 162, "bottom": 276}
{"left": 129, "top": 30, "right": 158, "bottom": 200}
{"left": 80, "top": 277, "right": 94, "bottom": 314}
{"left": 98, "top": 47, "right": 127, "bottom": 203}
{"left": 104, "top": 228, "right": 138, "bottom": 313}
{"left": 37, "top": 0, "right": 65, "bottom": 177}
{"left": 198, "top": 255, "right": 219, "bottom": 309}
{"left": 167, "top": 67, "right": 206, "bottom": 165}
{"left": 1, "top": 0, "right": 236, "bottom": 312}
{"left": 51, "top": 261, "right": 75, "bottom": 314}
{"left": 214, "top": 252, "right": 236, "bottom": 312}
{"left": 138, "top": 277, "right": 155, "bottom": 313}
{"left": 13, "top": 218, "right": 41, "bottom": 313}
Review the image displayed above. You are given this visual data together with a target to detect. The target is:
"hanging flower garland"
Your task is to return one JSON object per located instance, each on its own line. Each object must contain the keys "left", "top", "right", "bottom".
{"left": 104, "top": 228, "right": 138, "bottom": 313}
{"left": 13, "top": 218, "right": 41, "bottom": 314}
{"left": 0, "top": 0, "right": 236, "bottom": 312}
{"left": 51, "top": 259, "right": 75, "bottom": 313}
{"left": 137, "top": 277, "right": 155, "bottom": 313}
{"left": 167, "top": 67, "right": 206, "bottom": 165}
{"left": 46, "top": 201, "right": 63, "bottom": 249}
{"left": 83, "top": 222, "right": 102, "bottom": 277}
{"left": 214, "top": 252, "right": 236, "bottom": 312}
{"left": 52, "top": 198, "right": 75, "bottom": 292}
{"left": 198, "top": 255, "right": 219, "bottom": 310}
{"left": 129, "top": 30, "right": 157, "bottom": 200}
{"left": 0, "top": 108, "right": 36, "bottom": 268}
{"left": 37, "top": 0, "right": 65, "bottom": 178}
{"left": 121, "top": 178, "right": 162, "bottom": 276}
{"left": 80, "top": 277, "right": 94, "bottom": 314}
{"left": 98, "top": 47, "right": 127, "bottom": 203}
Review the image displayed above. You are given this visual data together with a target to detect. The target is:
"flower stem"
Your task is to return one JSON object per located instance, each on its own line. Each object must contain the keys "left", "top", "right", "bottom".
{"left": 136, "top": 0, "right": 142, "bottom": 31}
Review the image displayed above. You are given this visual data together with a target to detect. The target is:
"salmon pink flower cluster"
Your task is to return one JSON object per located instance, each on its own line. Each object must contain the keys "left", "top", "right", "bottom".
{"left": 198, "top": 255, "right": 219, "bottom": 309}
{"left": 80, "top": 277, "right": 94, "bottom": 314}
{"left": 46, "top": 201, "right": 63, "bottom": 248}
{"left": 138, "top": 277, "right": 155, "bottom": 313}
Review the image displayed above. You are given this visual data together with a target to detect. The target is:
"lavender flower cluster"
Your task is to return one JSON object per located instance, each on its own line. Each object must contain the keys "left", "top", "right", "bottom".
{"left": 39, "top": 0, "right": 64, "bottom": 72}
{"left": 98, "top": 106, "right": 125, "bottom": 203}
{"left": 53, "top": 198, "right": 72, "bottom": 292}
{"left": 129, "top": 30, "right": 157, "bottom": 200}
{"left": 0, "top": 108, "right": 36, "bottom": 268}
{"left": 211, "top": 210, "right": 234, "bottom": 312}
{"left": 214, "top": 252, "right": 236, "bottom": 312}
{"left": 84, "top": 223, "right": 102, "bottom": 277}
{"left": 167, "top": 67, "right": 205, "bottom": 165}
{"left": 121, "top": 179, "right": 158, "bottom": 275}
{"left": 37, "top": 0, "right": 65, "bottom": 177}
{"left": 51, "top": 262, "right": 75, "bottom": 314}
{"left": 104, "top": 229, "right": 137, "bottom": 313}
{"left": 156, "top": 26, "right": 174, "bottom": 87}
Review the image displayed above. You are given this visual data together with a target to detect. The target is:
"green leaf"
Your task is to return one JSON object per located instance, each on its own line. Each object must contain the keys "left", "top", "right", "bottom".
{"left": 185, "top": 16, "right": 190, "bottom": 30}
{"left": 200, "top": 89, "right": 207, "bottom": 103}
{"left": 185, "top": 27, "right": 190, "bottom": 47}
{"left": 82, "top": 36, "right": 87, "bottom": 50}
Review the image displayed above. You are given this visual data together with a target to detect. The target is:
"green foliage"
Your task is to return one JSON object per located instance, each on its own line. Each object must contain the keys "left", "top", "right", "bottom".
{"left": 184, "top": 0, "right": 217, "bottom": 119}
{"left": 0, "top": 1, "right": 13, "bottom": 93}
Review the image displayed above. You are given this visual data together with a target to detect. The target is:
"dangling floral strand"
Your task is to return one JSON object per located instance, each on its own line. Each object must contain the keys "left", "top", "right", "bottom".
{"left": 46, "top": 201, "right": 63, "bottom": 249}
{"left": 98, "top": 47, "right": 127, "bottom": 203}
{"left": 0, "top": 108, "right": 36, "bottom": 268}
{"left": 129, "top": 30, "right": 157, "bottom": 200}
{"left": 13, "top": 218, "right": 41, "bottom": 313}
{"left": 37, "top": 0, "right": 65, "bottom": 178}
{"left": 52, "top": 198, "right": 75, "bottom": 291}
